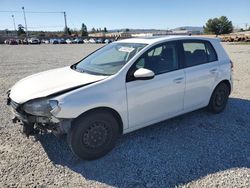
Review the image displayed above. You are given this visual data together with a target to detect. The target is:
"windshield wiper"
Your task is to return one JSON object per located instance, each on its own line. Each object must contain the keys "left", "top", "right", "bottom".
{"left": 71, "top": 64, "right": 77, "bottom": 70}
{"left": 71, "top": 65, "right": 85, "bottom": 73}
{"left": 83, "top": 69, "right": 111, "bottom": 76}
{"left": 72, "top": 64, "right": 111, "bottom": 76}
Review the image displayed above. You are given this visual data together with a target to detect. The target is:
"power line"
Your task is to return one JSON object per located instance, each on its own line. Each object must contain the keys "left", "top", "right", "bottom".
{"left": 0, "top": 25, "right": 64, "bottom": 28}
{"left": 0, "top": 9, "right": 68, "bottom": 34}
{"left": 0, "top": 11, "right": 21, "bottom": 13}
{"left": 27, "top": 26, "right": 64, "bottom": 29}
{"left": 26, "top": 11, "right": 64, "bottom": 14}
{"left": 0, "top": 10, "right": 64, "bottom": 14}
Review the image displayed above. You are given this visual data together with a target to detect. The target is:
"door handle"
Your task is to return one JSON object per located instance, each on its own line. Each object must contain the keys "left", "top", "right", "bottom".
{"left": 209, "top": 69, "right": 218, "bottom": 74}
{"left": 173, "top": 77, "right": 184, "bottom": 83}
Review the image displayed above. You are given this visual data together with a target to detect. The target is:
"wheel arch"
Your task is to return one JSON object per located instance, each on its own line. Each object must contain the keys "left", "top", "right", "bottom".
{"left": 208, "top": 79, "right": 231, "bottom": 106}
{"left": 209, "top": 79, "right": 231, "bottom": 103}
{"left": 207, "top": 79, "right": 231, "bottom": 113}
{"left": 72, "top": 107, "right": 124, "bottom": 135}
{"left": 216, "top": 79, "right": 232, "bottom": 94}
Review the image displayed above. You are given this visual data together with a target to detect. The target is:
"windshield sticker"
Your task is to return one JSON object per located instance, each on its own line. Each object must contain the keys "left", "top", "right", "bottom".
{"left": 118, "top": 47, "right": 135, "bottom": 53}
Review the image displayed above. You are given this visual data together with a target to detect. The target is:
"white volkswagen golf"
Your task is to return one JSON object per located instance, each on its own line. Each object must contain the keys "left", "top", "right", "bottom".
{"left": 7, "top": 36, "right": 233, "bottom": 160}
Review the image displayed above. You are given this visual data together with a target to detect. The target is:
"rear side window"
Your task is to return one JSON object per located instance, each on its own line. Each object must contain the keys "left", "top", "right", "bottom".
{"left": 182, "top": 41, "right": 217, "bottom": 67}
{"left": 205, "top": 42, "right": 217, "bottom": 62}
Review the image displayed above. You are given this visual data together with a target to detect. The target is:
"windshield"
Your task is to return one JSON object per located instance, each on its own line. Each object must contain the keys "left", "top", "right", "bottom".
{"left": 74, "top": 43, "right": 147, "bottom": 75}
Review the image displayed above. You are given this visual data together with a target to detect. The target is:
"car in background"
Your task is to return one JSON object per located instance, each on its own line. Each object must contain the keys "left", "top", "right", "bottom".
{"left": 22, "top": 38, "right": 29, "bottom": 45}
{"left": 41, "top": 39, "right": 50, "bottom": 44}
{"left": 88, "top": 38, "right": 97, "bottom": 43}
{"left": 59, "top": 39, "right": 66, "bottom": 44}
{"left": 104, "top": 39, "right": 112, "bottom": 44}
{"left": 83, "top": 39, "right": 89, "bottom": 43}
{"left": 74, "top": 38, "right": 84, "bottom": 44}
{"left": 4, "top": 39, "right": 9, "bottom": 44}
{"left": 96, "top": 38, "right": 105, "bottom": 43}
{"left": 66, "top": 39, "right": 73, "bottom": 44}
{"left": 16, "top": 39, "right": 22, "bottom": 44}
{"left": 44, "top": 39, "right": 50, "bottom": 44}
{"left": 28, "top": 38, "right": 40, "bottom": 44}
{"left": 8, "top": 39, "right": 18, "bottom": 45}
{"left": 50, "top": 39, "right": 59, "bottom": 44}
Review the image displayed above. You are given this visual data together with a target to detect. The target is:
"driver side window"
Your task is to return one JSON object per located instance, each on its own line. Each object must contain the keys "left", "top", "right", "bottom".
{"left": 135, "top": 42, "right": 179, "bottom": 75}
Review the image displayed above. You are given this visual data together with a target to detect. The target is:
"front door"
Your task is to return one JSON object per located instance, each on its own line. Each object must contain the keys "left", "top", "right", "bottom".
{"left": 126, "top": 41, "right": 185, "bottom": 128}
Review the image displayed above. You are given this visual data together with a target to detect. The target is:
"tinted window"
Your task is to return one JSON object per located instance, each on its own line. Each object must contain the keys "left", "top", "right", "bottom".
{"left": 205, "top": 42, "right": 217, "bottom": 62}
{"left": 183, "top": 41, "right": 217, "bottom": 67}
{"left": 134, "top": 42, "right": 179, "bottom": 75}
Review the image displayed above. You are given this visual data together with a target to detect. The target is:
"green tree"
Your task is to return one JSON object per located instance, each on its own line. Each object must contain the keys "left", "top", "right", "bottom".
{"left": 17, "top": 24, "right": 25, "bottom": 36}
{"left": 204, "top": 16, "right": 233, "bottom": 35}
{"left": 64, "top": 27, "right": 71, "bottom": 35}
{"left": 125, "top": 28, "right": 130, "bottom": 32}
{"left": 91, "top": 27, "right": 96, "bottom": 33}
{"left": 81, "top": 23, "right": 88, "bottom": 36}
{"left": 104, "top": 27, "right": 107, "bottom": 32}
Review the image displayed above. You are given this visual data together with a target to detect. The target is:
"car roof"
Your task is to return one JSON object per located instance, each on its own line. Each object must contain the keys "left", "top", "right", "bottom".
{"left": 116, "top": 36, "right": 219, "bottom": 45}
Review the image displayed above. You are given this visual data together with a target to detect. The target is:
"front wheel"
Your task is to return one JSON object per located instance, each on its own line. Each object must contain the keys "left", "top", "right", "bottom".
{"left": 67, "top": 110, "right": 119, "bottom": 160}
{"left": 207, "top": 83, "right": 230, "bottom": 113}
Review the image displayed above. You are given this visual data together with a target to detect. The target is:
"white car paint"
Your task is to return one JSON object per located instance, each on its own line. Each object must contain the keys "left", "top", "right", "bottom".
{"left": 9, "top": 66, "right": 107, "bottom": 104}
{"left": 183, "top": 61, "right": 220, "bottom": 111}
{"left": 9, "top": 36, "right": 232, "bottom": 134}
{"left": 66, "top": 39, "right": 73, "bottom": 44}
{"left": 126, "top": 68, "right": 185, "bottom": 129}
{"left": 133, "top": 68, "right": 155, "bottom": 78}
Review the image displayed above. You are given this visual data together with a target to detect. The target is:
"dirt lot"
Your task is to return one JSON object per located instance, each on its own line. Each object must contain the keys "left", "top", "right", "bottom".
{"left": 0, "top": 43, "right": 249, "bottom": 188}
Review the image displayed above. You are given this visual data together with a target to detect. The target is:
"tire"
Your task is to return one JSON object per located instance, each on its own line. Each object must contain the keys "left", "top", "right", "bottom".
{"left": 207, "top": 83, "right": 230, "bottom": 114}
{"left": 67, "top": 110, "right": 119, "bottom": 160}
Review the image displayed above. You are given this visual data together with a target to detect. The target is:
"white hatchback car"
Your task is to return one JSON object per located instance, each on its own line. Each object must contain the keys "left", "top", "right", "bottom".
{"left": 7, "top": 36, "right": 233, "bottom": 160}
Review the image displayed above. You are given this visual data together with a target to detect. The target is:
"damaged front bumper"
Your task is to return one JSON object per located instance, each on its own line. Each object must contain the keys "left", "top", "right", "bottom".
{"left": 7, "top": 96, "right": 71, "bottom": 137}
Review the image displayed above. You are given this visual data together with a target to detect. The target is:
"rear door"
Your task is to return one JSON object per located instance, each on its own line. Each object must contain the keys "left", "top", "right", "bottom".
{"left": 181, "top": 40, "right": 219, "bottom": 110}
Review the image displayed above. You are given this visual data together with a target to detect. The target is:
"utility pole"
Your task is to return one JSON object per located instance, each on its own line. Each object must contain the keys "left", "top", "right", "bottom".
{"left": 11, "top": 14, "right": 17, "bottom": 37}
{"left": 22, "top": 6, "right": 28, "bottom": 38}
{"left": 63, "top": 11, "right": 68, "bottom": 35}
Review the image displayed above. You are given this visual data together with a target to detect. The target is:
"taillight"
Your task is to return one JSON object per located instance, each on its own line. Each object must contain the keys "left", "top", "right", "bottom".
{"left": 230, "top": 60, "right": 234, "bottom": 71}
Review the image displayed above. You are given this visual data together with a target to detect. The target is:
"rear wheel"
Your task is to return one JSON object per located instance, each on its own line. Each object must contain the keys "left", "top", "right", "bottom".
{"left": 67, "top": 110, "right": 119, "bottom": 160}
{"left": 207, "top": 83, "right": 230, "bottom": 113}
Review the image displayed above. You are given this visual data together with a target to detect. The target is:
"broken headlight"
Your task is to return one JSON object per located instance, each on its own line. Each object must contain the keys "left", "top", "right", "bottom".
{"left": 23, "top": 98, "right": 60, "bottom": 117}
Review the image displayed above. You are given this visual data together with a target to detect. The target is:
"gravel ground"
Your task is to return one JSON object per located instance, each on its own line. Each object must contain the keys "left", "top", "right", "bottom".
{"left": 0, "top": 43, "right": 249, "bottom": 188}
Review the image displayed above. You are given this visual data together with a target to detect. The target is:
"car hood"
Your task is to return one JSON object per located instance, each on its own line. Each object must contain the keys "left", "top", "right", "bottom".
{"left": 10, "top": 66, "right": 107, "bottom": 104}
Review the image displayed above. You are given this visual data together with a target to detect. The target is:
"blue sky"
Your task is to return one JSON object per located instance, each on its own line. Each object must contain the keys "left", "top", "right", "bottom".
{"left": 0, "top": 0, "right": 249, "bottom": 31}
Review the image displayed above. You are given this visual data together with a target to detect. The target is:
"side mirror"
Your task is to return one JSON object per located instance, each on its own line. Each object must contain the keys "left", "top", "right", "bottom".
{"left": 134, "top": 68, "right": 155, "bottom": 80}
